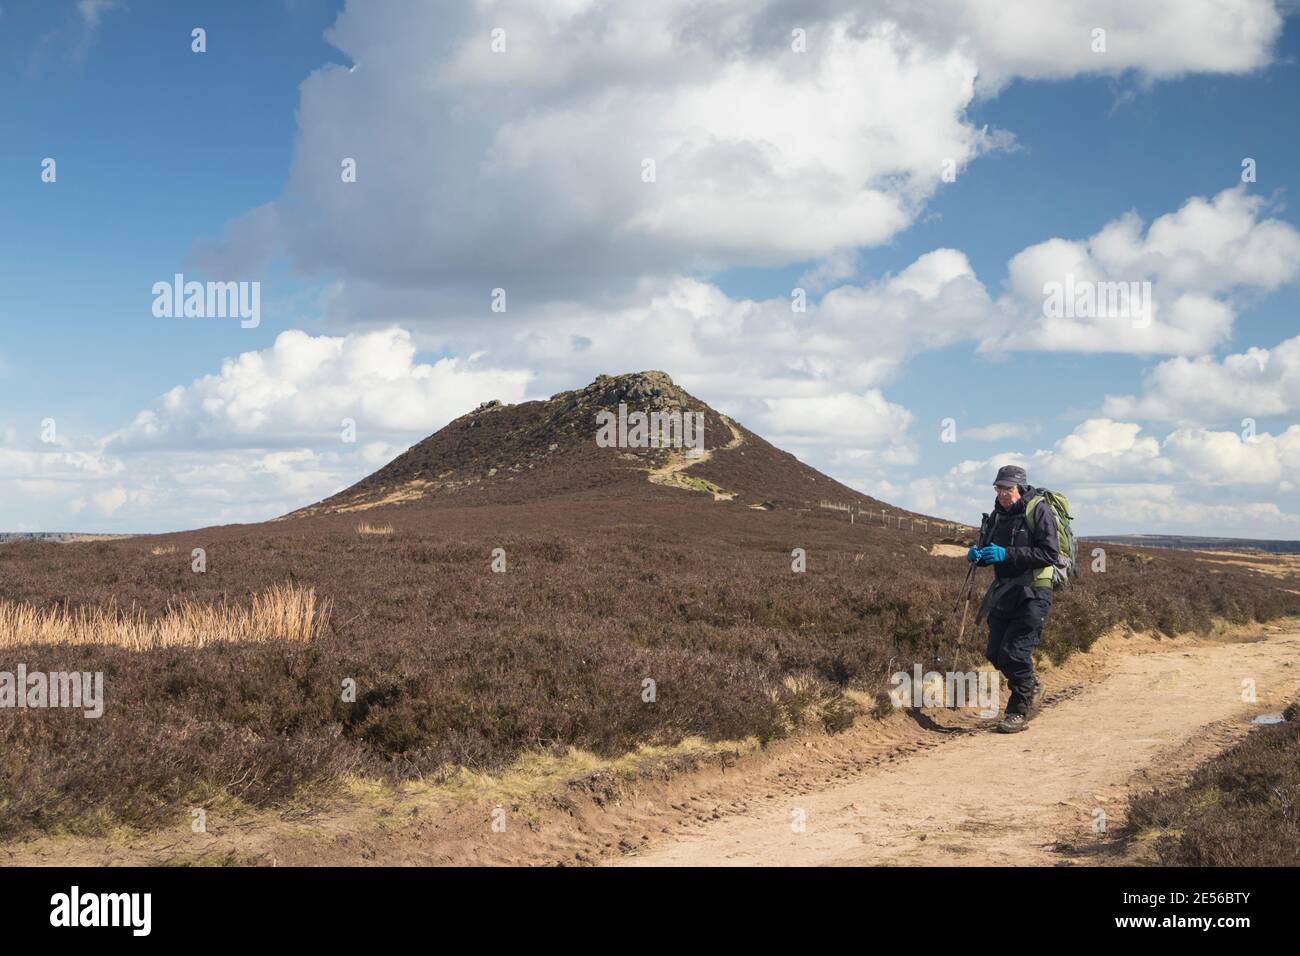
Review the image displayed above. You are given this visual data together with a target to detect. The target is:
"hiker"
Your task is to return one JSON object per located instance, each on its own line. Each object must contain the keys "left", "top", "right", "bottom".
{"left": 967, "top": 465, "right": 1062, "bottom": 734}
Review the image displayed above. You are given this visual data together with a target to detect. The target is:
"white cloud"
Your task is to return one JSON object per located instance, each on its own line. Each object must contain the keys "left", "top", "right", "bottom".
{"left": 797, "top": 250, "right": 860, "bottom": 295}
{"left": 108, "top": 327, "right": 533, "bottom": 451}
{"left": 439, "top": 249, "right": 993, "bottom": 409}
{"left": 1052, "top": 419, "right": 1165, "bottom": 475}
{"left": 1068, "top": 484, "right": 1300, "bottom": 535}
{"left": 0, "top": 329, "right": 534, "bottom": 532}
{"left": 197, "top": 0, "right": 1284, "bottom": 326}
{"left": 360, "top": 440, "right": 403, "bottom": 467}
{"left": 891, "top": 418, "right": 1300, "bottom": 534}
{"left": 974, "top": 418, "right": 1296, "bottom": 488}
{"left": 884, "top": 0, "right": 1283, "bottom": 92}
{"left": 92, "top": 485, "right": 127, "bottom": 517}
{"left": 0, "top": 439, "right": 372, "bottom": 534}
{"left": 758, "top": 390, "right": 913, "bottom": 447}
{"left": 987, "top": 188, "right": 1300, "bottom": 355}
{"left": 1102, "top": 333, "right": 1300, "bottom": 424}
{"left": 201, "top": 6, "right": 997, "bottom": 309}
{"left": 1161, "top": 425, "right": 1300, "bottom": 486}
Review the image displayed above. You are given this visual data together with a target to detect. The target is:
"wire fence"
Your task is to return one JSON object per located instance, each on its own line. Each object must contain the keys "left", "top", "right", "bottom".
{"left": 815, "top": 500, "right": 973, "bottom": 536}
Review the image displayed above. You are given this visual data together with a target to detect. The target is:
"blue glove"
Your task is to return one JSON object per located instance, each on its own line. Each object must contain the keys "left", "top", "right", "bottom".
{"left": 979, "top": 544, "right": 1008, "bottom": 564}
{"left": 966, "top": 546, "right": 982, "bottom": 562}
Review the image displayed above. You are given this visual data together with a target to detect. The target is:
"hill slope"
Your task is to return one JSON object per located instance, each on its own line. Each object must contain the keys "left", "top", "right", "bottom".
{"left": 287, "top": 371, "right": 906, "bottom": 518}
{"left": 1084, "top": 534, "right": 1300, "bottom": 554}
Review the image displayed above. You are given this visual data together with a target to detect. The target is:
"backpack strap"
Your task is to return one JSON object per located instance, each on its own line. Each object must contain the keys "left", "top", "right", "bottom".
{"left": 1022, "top": 494, "right": 1044, "bottom": 533}
{"left": 1015, "top": 494, "right": 1054, "bottom": 588}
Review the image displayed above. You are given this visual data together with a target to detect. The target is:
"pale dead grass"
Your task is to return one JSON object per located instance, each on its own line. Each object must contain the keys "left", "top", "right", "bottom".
{"left": 1191, "top": 550, "right": 1300, "bottom": 580}
{"left": 0, "top": 583, "right": 331, "bottom": 650}
{"left": 930, "top": 543, "right": 969, "bottom": 558}
{"left": 356, "top": 522, "right": 395, "bottom": 535}
{"left": 149, "top": 545, "right": 177, "bottom": 556}
{"left": 336, "top": 480, "right": 438, "bottom": 514}
{"left": 377, "top": 735, "right": 763, "bottom": 807}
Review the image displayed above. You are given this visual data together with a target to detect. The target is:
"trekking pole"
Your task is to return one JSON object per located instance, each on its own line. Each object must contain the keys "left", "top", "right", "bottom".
{"left": 950, "top": 513, "right": 992, "bottom": 665}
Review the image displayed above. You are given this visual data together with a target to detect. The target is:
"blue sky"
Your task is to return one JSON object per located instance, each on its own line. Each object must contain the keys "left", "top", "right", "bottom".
{"left": 3, "top": 0, "right": 1299, "bottom": 536}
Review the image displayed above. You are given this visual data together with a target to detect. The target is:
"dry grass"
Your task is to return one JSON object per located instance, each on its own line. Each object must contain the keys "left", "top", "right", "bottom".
{"left": 149, "top": 545, "right": 177, "bottom": 556}
{"left": 1193, "top": 552, "right": 1300, "bottom": 579}
{"left": 0, "top": 583, "right": 331, "bottom": 650}
{"left": 356, "top": 522, "right": 395, "bottom": 535}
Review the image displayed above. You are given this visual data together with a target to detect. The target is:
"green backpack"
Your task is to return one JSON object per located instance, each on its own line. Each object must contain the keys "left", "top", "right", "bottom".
{"left": 1021, "top": 489, "right": 1076, "bottom": 589}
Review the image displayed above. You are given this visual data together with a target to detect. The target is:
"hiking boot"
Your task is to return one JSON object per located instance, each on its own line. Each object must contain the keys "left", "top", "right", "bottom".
{"left": 1029, "top": 680, "right": 1047, "bottom": 718}
{"left": 997, "top": 713, "right": 1028, "bottom": 733}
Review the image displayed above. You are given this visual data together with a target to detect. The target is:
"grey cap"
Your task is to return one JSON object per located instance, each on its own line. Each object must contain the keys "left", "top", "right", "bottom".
{"left": 993, "top": 464, "right": 1027, "bottom": 488}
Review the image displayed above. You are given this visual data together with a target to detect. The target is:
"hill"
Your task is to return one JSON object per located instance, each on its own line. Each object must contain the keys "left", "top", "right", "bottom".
{"left": 287, "top": 370, "right": 914, "bottom": 519}
{"left": 0, "top": 532, "right": 133, "bottom": 544}
{"left": 1084, "top": 534, "right": 1300, "bottom": 554}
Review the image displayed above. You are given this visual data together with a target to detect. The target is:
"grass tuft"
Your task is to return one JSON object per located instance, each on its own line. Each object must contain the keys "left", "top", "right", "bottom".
{"left": 0, "top": 583, "right": 330, "bottom": 649}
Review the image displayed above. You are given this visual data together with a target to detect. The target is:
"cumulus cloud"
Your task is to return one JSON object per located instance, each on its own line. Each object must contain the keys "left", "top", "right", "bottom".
{"left": 12, "top": 2, "right": 1292, "bottom": 536}
{"left": 0, "top": 437, "right": 379, "bottom": 534}
{"left": 196, "top": 0, "right": 1284, "bottom": 325}
{"left": 987, "top": 188, "right": 1300, "bottom": 355}
{"left": 1102, "top": 333, "right": 1300, "bottom": 424}
{"left": 0, "top": 329, "right": 538, "bottom": 531}
{"left": 906, "top": 0, "right": 1282, "bottom": 91}
{"left": 92, "top": 485, "right": 128, "bottom": 517}
{"left": 758, "top": 391, "right": 911, "bottom": 444}
{"left": 7, "top": 265, "right": 973, "bottom": 529}
{"left": 108, "top": 327, "right": 533, "bottom": 451}
{"left": 426, "top": 248, "right": 993, "bottom": 407}
{"left": 1161, "top": 425, "right": 1300, "bottom": 486}
{"left": 891, "top": 469, "right": 1300, "bottom": 537}
{"left": 201, "top": 5, "right": 996, "bottom": 314}
{"left": 975, "top": 417, "right": 1296, "bottom": 488}
{"left": 890, "top": 418, "right": 1300, "bottom": 534}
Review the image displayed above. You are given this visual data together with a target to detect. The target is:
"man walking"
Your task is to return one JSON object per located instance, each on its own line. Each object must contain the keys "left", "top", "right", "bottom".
{"left": 968, "top": 465, "right": 1061, "bottom": 733}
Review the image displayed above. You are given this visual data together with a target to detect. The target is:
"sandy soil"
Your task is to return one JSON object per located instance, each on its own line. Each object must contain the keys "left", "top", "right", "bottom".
{"left": 930, "top": 543, "right": 970, "bottom": 558}
{"left": 647, "top": 414, "right": 744, "bottom": 499}
{"left": 4, "top": 621, "right": 1296, "bottom": 867}
{"left": 617, "top": 623, "right": 1300, "bottom": 866}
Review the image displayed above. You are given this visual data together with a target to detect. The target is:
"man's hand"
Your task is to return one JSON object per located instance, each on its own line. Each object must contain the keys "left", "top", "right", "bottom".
{"left": 967, "top": 546, "right": 982, "bottom": 563}
{"left": 978, "top": 544, "right": 1008, "bottom": 564}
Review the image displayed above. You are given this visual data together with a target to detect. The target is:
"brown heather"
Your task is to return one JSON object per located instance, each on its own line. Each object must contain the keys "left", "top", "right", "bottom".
{"left": 1, "top": 372, "right": 1297, "bottom": 840}
{"left": 1126, "top": 710, "right": 1300, "bottom": 866}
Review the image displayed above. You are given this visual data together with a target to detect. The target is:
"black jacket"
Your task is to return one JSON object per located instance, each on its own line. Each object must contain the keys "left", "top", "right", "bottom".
{"left": 982, "top": 484, "right": 1061, "bottom": 582}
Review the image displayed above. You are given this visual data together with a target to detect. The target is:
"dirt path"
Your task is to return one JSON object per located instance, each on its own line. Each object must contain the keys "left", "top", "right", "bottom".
{"left": 616, "top": 625, "right": 1300, "bottom": 866}
{"left": 647, "top": 414, "right": 743, "bottom": 498}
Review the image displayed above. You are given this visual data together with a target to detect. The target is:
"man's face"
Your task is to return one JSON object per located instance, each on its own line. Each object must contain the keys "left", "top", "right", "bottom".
{"left": 995, "top": 483, "right": 1021, "bottom": 508}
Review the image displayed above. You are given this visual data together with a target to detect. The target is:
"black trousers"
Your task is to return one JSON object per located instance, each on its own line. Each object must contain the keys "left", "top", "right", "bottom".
{"left": 985, "top": 587, "right": 1053, "bottom": 716}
